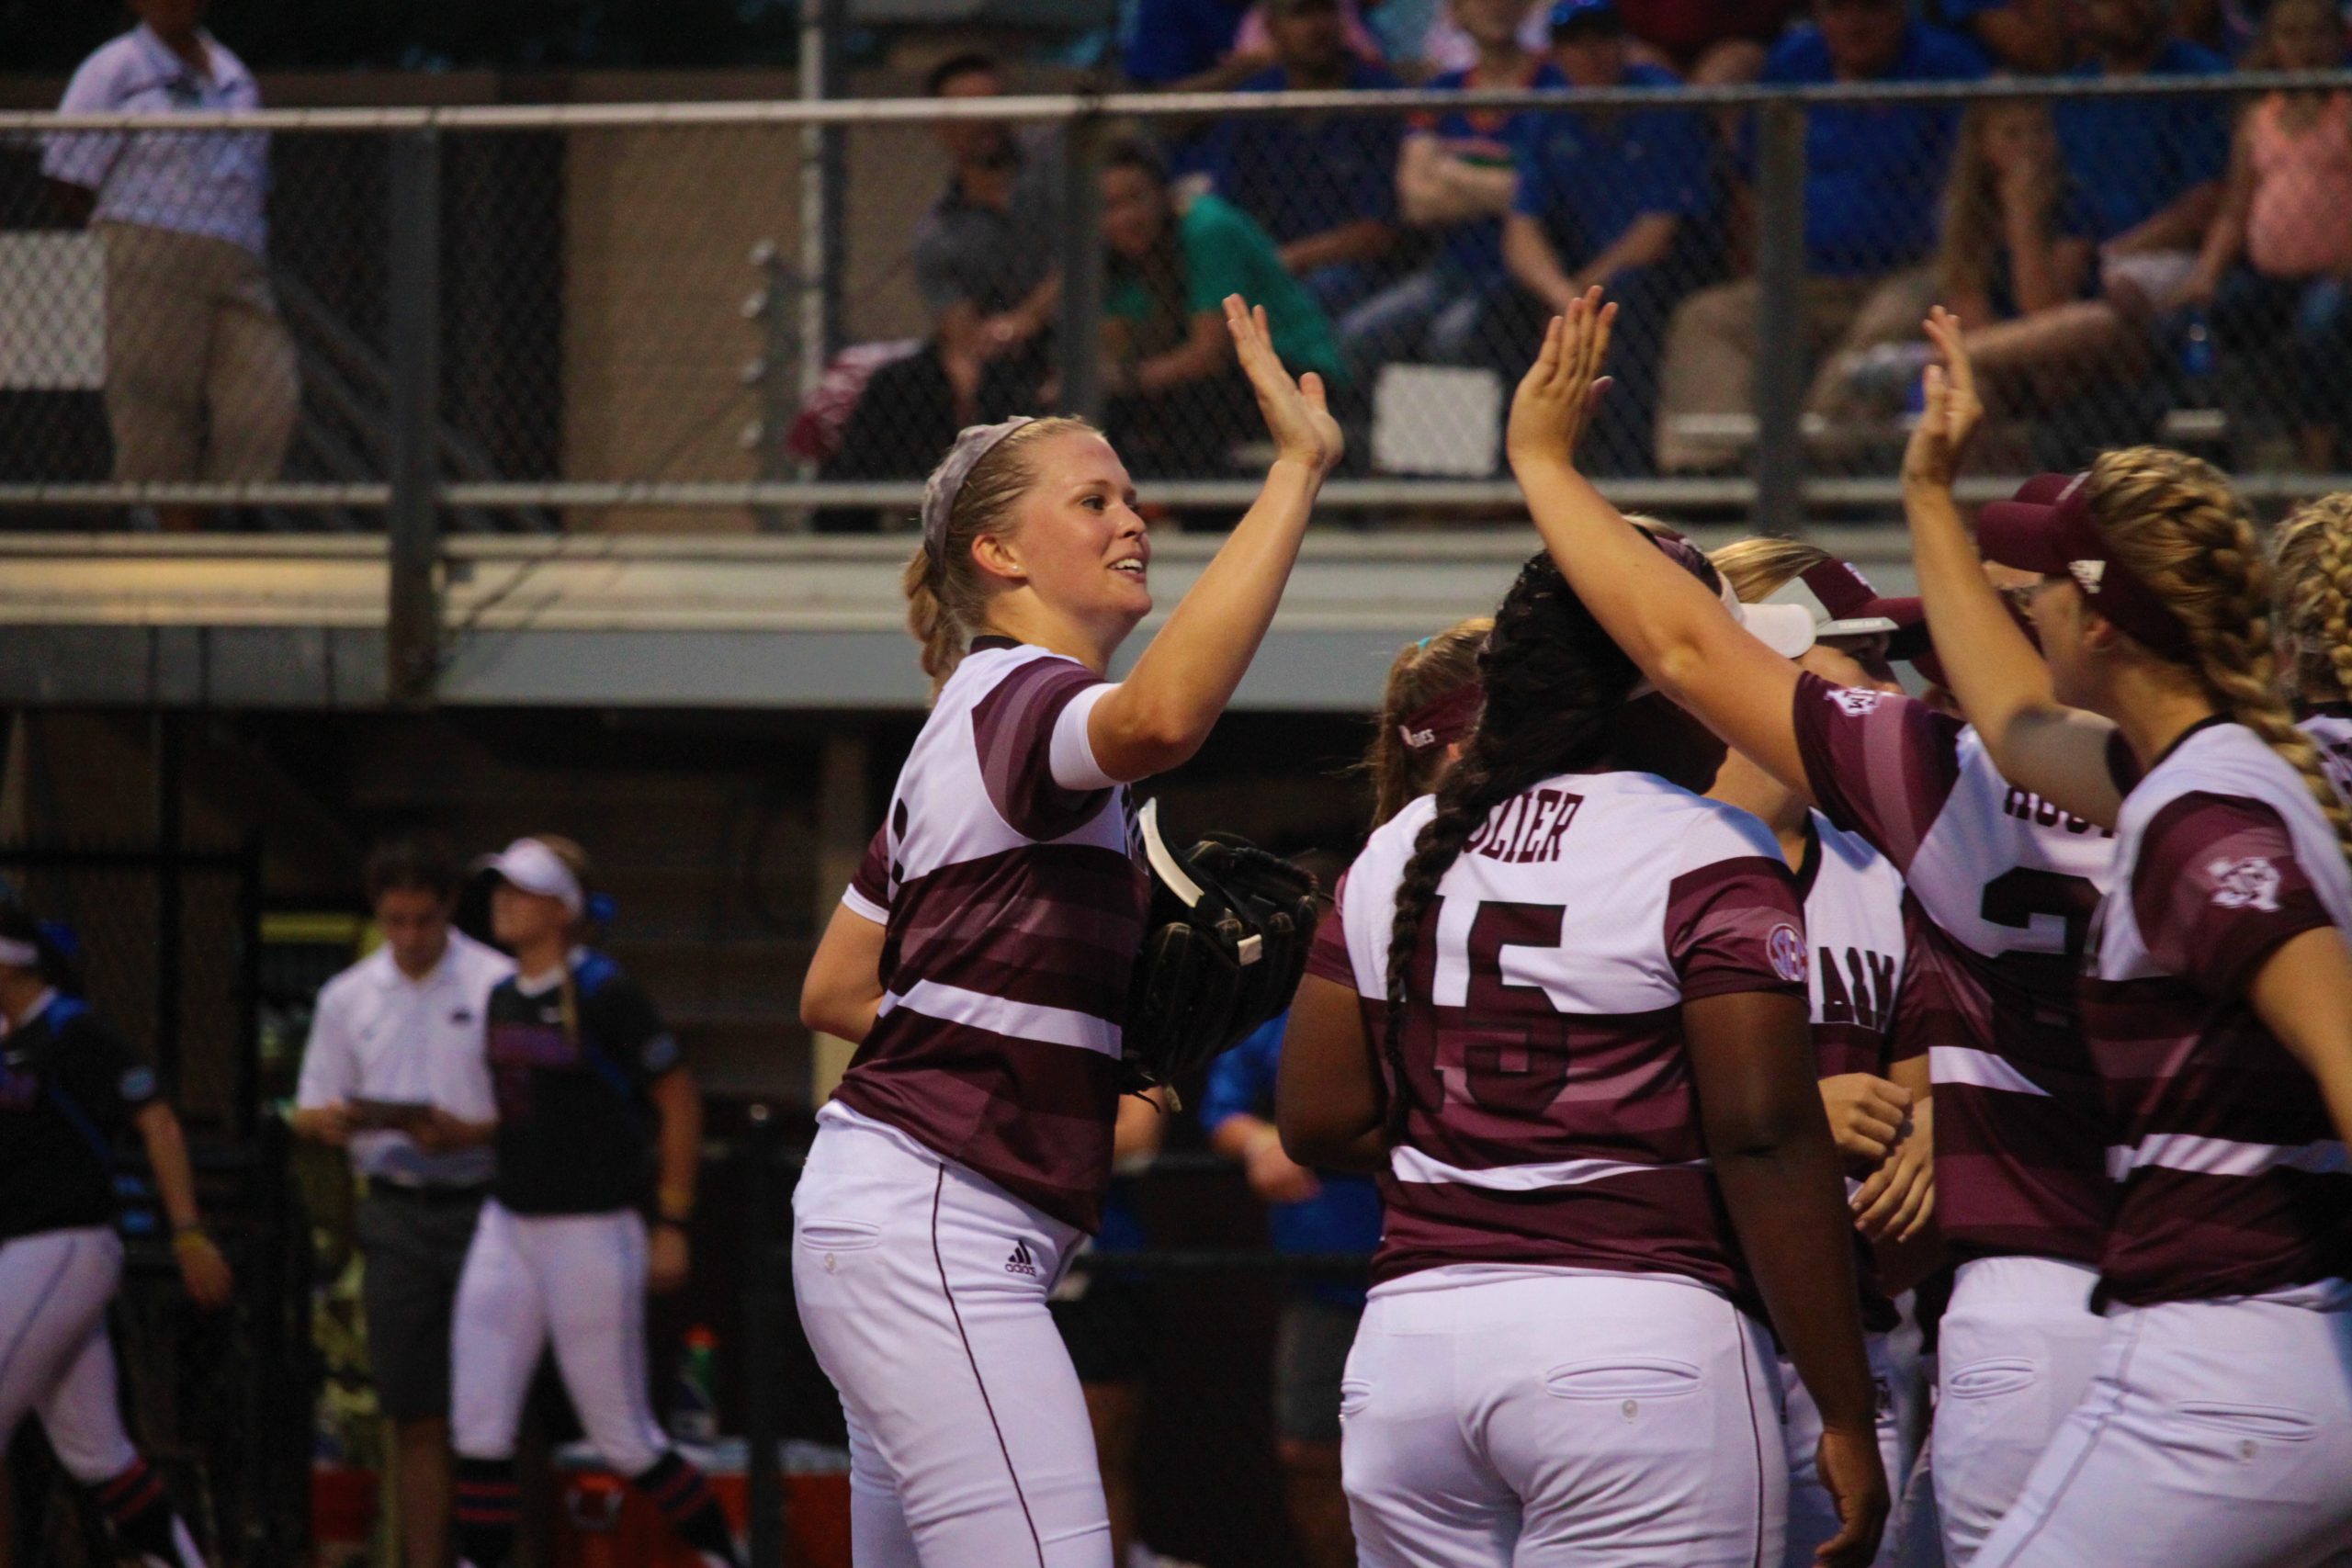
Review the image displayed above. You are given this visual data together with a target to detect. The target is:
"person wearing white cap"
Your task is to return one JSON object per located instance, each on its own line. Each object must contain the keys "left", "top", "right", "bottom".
{"left": 447, "top": 836, "right": 742, "bottom": 1568}
{"left": 1709, "top": 536, "right": 1942, "bottom": 1568}
{"left": 1506, "top": 292, "right": 2119, "bottom": 1565}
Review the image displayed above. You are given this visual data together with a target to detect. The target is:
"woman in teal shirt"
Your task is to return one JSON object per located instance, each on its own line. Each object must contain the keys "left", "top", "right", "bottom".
{"left": 1100, "top": 138, "right": 1349, "bottom": 476}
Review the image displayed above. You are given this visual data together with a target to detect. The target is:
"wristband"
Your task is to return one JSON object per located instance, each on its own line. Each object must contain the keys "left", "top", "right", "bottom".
{"left": 658, "top": 1184, "right": 695, "bottom": 1226}
{"left": 173, "top": 1227, "right": 212, "bottom": 1256}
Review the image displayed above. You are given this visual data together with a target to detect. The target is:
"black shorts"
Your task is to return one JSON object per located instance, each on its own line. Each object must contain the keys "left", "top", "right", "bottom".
{"left": 1048, "top": 1269, "right": 1153, "bottom": 1388}
{"left": 355, "top": 1186, "right": 485, "bottom": 1422}
{"left": 1274, "top": 1293, "right": 1363, "bottom": 1445}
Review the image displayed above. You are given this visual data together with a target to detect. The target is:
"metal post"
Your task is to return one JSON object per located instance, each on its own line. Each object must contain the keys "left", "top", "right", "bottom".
{"left": 1057, "top": 112, "right": 1109, "bottom": 424}
{"left": 1753, "top": 100, "right": 1807, "bottom": 536}
{"left": 235, "top": 829, "right": 264, "bottom": 1140}
{"left": 153, "top": 710, "right": 182, "bottom": 1094}
{"left": 797, "top": 0, "right": 848, "bottom": 409}
{"left": 387, "top": 129, "right": 444, "bottom": 704}
{"left": 741, "top": 1105, "right": 785, "bottom": 1568}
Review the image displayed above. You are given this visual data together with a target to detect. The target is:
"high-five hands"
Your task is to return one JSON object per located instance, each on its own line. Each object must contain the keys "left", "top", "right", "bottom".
{"left": 1900, "top": 306, "right": 1984, "bottom": 493}
{"left": 1506, "top": 286, "right": 1617, "bottom": 475}
{"left": 1224, "top": 295, "right": 1344, "bottom": 477}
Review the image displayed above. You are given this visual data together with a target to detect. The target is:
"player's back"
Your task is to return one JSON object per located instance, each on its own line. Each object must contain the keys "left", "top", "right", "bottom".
{"left": 1317, "top": 769, "right": 1806, "bottom": 1304}
{"left": 1792, "top": 674, "right": 2120, "bottom": 1266}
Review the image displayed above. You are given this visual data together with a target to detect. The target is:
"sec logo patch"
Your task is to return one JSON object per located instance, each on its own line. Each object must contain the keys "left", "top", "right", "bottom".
{"left": 1767, "top": 924, "right": 1807, "bottom": 984}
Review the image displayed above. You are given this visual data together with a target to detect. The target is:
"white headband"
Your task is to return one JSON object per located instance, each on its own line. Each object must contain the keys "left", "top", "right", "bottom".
{"left": 474, "top": 838, "right": 584, "bottom": 916}
{"left": 0, "top": 936, "right": 38, "bottom": 968}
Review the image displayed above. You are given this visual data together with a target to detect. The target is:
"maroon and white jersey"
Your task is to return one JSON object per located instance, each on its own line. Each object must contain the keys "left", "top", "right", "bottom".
{"left": 826, "top": 637, "right": 1145, "bottom": 1232}
{"left": 1307, "top": 771, "right": 1808, "bottom": 1305}
{"left": 2086, "top": 719, "right": 2352, "bottom": 1307}
{"left": 2301, "top": 701, "right": 2352, "bottom": 800}
{"left": 1799, "top": 813, "right": 1924, "bottom": 1332}
{"left": 1792, "top": 673, "right": 2120, "bottom": 1267}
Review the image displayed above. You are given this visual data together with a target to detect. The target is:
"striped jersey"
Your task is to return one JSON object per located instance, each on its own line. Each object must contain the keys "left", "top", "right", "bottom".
{"left": 2086, "top": 719, "right": 2352, "bottom": 1307}
{"left": 1792, "top": 674, "right": 2120, "bottom": 1266}
{"left": 2301, "top": 700, "right": 2352, "bottom": 798}
{"left": 1306, "top": 771, "right": 1808, "bottom": 1305}
{"left": 828, "top": 638, "right": 1146, "bottom": 1232}
{"left": 1798, "top": 812, "right": 1926, "bottom": 1332}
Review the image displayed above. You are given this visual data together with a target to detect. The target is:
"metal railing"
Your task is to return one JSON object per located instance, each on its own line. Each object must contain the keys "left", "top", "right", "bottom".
{"left": 6, "top": 70, "right": 2352, "bottom": 694}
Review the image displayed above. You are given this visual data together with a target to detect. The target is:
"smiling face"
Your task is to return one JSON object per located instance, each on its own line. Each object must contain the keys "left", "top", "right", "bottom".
{"left": 977, "top": 429, "right": 1153, "bottom": 647}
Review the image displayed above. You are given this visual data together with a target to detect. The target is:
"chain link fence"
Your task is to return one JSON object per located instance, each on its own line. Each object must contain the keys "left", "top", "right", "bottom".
{"left": 3, "top": 71, "right": 2349, "bottom": 537}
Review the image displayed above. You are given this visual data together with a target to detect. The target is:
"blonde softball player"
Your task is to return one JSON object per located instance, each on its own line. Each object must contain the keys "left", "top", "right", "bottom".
{"left": 0, "top": 898, "right": 228, "bottom": 1568}
{"left": 1900, "top": 315, "right": 2352, "bottom": 1567}
{"left": 447, "top": 837, "right": 741, "bottom": 1568}
{"left": 792, "top": 297, "right": 1341, "bottom": 1568}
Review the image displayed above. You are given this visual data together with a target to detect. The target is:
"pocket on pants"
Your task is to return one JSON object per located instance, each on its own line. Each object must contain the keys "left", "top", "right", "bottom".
{"left": 2174, "top": 1401, "right": 2317, "bottom": 1443}
{"left": 798, "top": 1219, "right": 884, "bottom": 1253}
{"left": 1339, "top": 1379, "right": 1373, "bottom": 1419}
{"left": 1543, "top": 1358, "right": 1704, "bottom": 1402}
{"left": 1945, "top": 1357, "right": 2038, "bottom": 1402}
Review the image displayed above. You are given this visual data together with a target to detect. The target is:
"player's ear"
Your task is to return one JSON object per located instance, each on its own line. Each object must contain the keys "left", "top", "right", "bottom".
{"left": 970, "top": 530, "right": 1026, "bottom": 585}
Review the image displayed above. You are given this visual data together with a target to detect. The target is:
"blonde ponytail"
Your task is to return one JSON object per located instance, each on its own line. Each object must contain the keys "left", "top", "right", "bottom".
{"left": 2088, "top": 448, "right": 2352, "bottom": 874}
{"left": 2270, "top": 493, "right": 2352, "bottom": 707}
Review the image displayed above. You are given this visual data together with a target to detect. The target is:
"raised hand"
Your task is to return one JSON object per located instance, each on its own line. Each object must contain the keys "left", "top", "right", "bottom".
{"left": 1506, "top": 286, "right": 1616, "bottom": 474}
{"left": 1900, "top": 306, "right": 1984, "bottom": 494}
{"left": 1226, "top": 295, "right": 1343, "bottom": 476}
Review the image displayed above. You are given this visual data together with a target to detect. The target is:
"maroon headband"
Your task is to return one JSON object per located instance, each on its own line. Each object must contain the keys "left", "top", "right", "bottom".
{"left": 1398, "top": 681, "right": 1483, "bottom": 752}
{"left": 1977, "top": 472, "right": 2197, "bottom": 660}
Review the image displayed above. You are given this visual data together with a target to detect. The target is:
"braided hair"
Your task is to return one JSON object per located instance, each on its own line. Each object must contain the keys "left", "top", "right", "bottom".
{"left": 1376, "top": 547, "right": 1720, "bottom": 1140}
{"left": 2269, "top": 492, "right": 2352, "bottom": 708}
{"left": 2086, "top": 448, "right": 2352, "bottom": 873}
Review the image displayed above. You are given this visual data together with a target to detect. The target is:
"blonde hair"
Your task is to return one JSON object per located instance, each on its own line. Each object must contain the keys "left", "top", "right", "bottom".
{"left": 901, "top": 416, "right": 1101, "bottom": 696}
{"left": 1937, "top": 98, "right": 2064, "bottom": 308}
{"left": 2085, "top": 447, "right": 2352, "bottom": 870}
{"left": 1709, "top": 536, "right": 1832, "bottom": 606}
{"left": 1363, "top": 618, "right": 1490, "bottom": 828}
{"left": 2270, "top": 493, "right": 2352, "bottom": 706}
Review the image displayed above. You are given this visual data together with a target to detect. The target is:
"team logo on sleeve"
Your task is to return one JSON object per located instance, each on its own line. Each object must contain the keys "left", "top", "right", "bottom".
{"left": 1767, "top": 924, "right": 1809, "bottom": 983}
{"left": 2208, "top": 855, "right": 2282, "bottom": 913}
{"left": 1830, "top": 688, "right": 1883, "bottom": 716}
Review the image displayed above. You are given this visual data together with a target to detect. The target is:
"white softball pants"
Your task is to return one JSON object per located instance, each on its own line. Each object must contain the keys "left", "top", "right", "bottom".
{"left": 791, "top": 1111, "right": 1112, "bottom": 1568}
{"left": 449, "top": 1201, "right": 668, "bottom": 1477}
{"left": 1338, "top": 1269, "right": 1787, "bottom": 1568}
{"left": 1973, "top": 1289, "right": 2352, "bottom": 1568}
{"left": 1931, "top": 1257, "right": 2105, "bottom": 1565}
{"left": 0, "top": 1227, "right": 141, "bottom": 1483}
{"left": 1781, "top": 1331, "right": 1919, "bottom": 1568}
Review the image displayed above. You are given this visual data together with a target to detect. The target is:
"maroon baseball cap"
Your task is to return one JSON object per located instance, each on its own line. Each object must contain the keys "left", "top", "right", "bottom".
{"left": 1976, "top": 472, "right": 2194, "bottom": 659}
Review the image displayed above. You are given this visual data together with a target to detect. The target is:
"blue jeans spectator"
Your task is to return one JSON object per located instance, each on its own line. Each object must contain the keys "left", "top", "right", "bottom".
{"left": 1337, "top": 265, "right": 1498, "bottom": 385}
{"left": 1474, "top": 260, "right": 1687, "bottom": 475}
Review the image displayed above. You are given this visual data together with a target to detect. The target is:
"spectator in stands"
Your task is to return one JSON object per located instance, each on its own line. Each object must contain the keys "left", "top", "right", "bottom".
{"left": 2052, "top": 0, "right": 2232, "bottom": 318}
{"left": 1825, "top": 98, "right": 2110, "bottom": 423}
{"left": 1338, "top": 0, "right": 1558, "bottom": 383}
{"left": 1204, "top": 1011, "right": 1382, "bottom": 1568}
{"left": 1496, "top": 0, "right": 1714, "bottom": 472}
{"left": 1192, "top": 0, "right": 1407, "bottom": 316}
{"left": 41, "top": 0, "right": 300, "bottom": 533}
{"left": 823, "top": 53, "right": 1060, "bottom": 487}
{"left": 1616, "top": 0, "right": 1804, "bottom": 84}
{"left": 1938, "top": 0, "right": 2068, "bottom": 71}
{"left": 1126, "top": 0, "right": 1259, "bottom": 85}
{"left": 2182, "top": 0, "right": 2352, "bottom": 468}
{"left": 1652, "top": 0, "right": 1986, "bottom": 473}
{"left": 1098, "top": 139, "right": 1348, "bottom": 475}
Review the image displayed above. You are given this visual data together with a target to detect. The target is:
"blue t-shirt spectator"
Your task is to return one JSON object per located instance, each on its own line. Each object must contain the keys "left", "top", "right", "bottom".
{"left": 1411, "top": 58, "right": 1561, "bottom": 287}
{"left": 1512, "top": 61, "right": 1713, "bottom": 271}
{"left": 1201, "top": 1015, "right": 1384, "bottom": 1307}
{"left": 2052, "top": 39, "right": 2232, "bottom": 244}
{"left": 1748, "top": 20, "right": 1989, "bottom": 276}
{"left": 1195, "top": 60, "right": 1407, "bottom": 246}
{"left": 1125, "top": 0, "right": 1252, "bottom": 83}
{"left": 1413, "top": 58, "right": 1566, "bottom": 285}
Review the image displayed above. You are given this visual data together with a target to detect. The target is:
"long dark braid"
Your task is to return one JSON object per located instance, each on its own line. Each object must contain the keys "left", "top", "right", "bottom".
{"left": 1378, "top": 549, "right": 1712, "bottom": 1140}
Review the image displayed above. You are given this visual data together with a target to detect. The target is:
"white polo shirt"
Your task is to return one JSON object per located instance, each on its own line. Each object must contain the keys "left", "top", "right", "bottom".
{"left": 42, "top": 25, "right": 271, "bottom": 257}
{"left": 295, "top": 929, "right": 513, "bottom": 1189}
